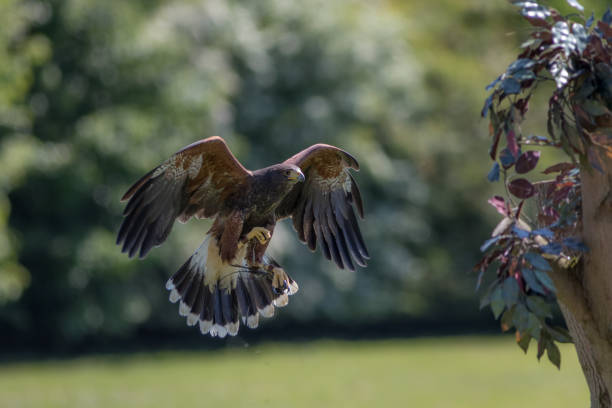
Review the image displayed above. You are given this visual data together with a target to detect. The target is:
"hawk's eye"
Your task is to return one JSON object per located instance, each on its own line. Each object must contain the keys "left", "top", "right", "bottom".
{"left": 285, "top": 170, "right": 292, "bottom": 176}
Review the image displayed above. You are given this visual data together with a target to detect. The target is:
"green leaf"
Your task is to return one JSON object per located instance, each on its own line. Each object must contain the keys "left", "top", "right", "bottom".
{"left": 537, "top": 337, "right": 547, "bottom": 360}
{"left": 485, "top": 76, "right": 501, "bottom": 91}
{"left": 499, "top": 148, "right": 516, "bottom": 169}
{"left": 502, "top": 277, "right": 520, "bottom": 307}
{"left": 521, "top": 268, "right": 546, "bottom": 294}
{"left": 541, "top": 242, "right": 563, "bottom": 255}
{"left": 507, "top": 58, "right": 535, "bottom": 74}
{"left": 534, "top": 269, "right": 557, "bottom": 293}
{"left": 502, "top": 77, "right": 521, "bottom": 95}
{"left": 526, "top": 295, "right": 552, "bottom": 318}
{"left": 526, "top": 312, "right": 541, "bottom": 339}
{"left": 479, "top": 293, "right": 491, "bottom": 310}
{"left": 512, "top": 303, "right": 530, "bottom": 332}
{"left": 517, "top": 332, "right": 532, "bottom": 353}
{"left": 480, "top": 236, "right": 501, "bottom": 252}
{"left": 490, "top": 285, "right": 505, "bottom": 319}
{"left": 575, "top": 79, "right": 595, "bottom": 100}
{"left": 487, "top": 162, "right": 500, "bottom": 182}
{"left": 548, "top": 326, "right": 573, "bottom": 343}
{"left": 482, "top": 94, "right": 494, "bottom": 117}
{"left": 524, "top": 252, "right": 552, "bottom": 271}
{"left": 501, "top": 306, "right": 515, "bottom": 332}
{"left": 547, "top": 341, "right": 561, "bottom": 369}
{"left": 512, "top": 225, "right": 530, "bottom": 239}
{"left": 582, "top": 100, "right": 608, "bottom": 116}
{"left": 513, "top": 69, "right": 536, "bottom": 81}
{"left": 480, "top": 280, "right": 501, "bottom": 310}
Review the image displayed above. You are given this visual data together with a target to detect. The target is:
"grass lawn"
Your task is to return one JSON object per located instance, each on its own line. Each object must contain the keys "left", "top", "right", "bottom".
{"left": 0, "top": 336, "right": 588, "bottom": 408}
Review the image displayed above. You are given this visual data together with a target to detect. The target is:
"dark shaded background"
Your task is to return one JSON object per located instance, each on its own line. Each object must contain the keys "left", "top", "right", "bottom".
{"left": 0, "top": 0, "right": 608, "bottom": 354}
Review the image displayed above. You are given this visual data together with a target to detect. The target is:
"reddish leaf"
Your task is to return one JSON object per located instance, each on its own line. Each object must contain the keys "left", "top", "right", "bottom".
{"left": 490, "top": 129, "right": 502, "bottom": 160}
{"left": 507, "top": 130, "right": 519, "bottom": 158}
{"left": 525, "top": 17, "right": 551, "bottom": 28}
{"left": 540, "top": 207, "right": 560, "bottom": 225}
{"left": 515, "top": 151, "right": 540, "bottom": 174}
{"left": 551, "top": 185, "right": 572, "bottom": 202}
{"left": 508, "top": 178, "right": 536, "bottom": 199}
{"left": 515, "top": 200, "right": 525, "bottom": 218}
{"left": 488, "top": 195, "right": 509, "bottom": 216}
{"left": 597, "top": 21, "right": 612, "bottom": 39}
{"left": 475, "top": 249, "right": 503, "bottom": 273}
{"left": 515, "top": 95, "right": 531, "bottom": 115}
{"left": 542, "top": 162, "right": 574, "bottom": 174}
{"left": 589, "top": 35, "right": 606, "bottom": 59}
{"left": 532, "top": 31, "right": 553, "bottom": 42}
{"left": 514, "top": 271, "right": 525, "bottom": 292}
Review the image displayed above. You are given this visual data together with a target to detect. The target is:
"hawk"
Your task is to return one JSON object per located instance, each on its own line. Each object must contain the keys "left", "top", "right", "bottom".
{"left": 117, "top": 136, "right": 368, "bottom": 337}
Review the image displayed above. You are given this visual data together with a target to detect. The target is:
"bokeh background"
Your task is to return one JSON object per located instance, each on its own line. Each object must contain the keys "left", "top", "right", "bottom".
{"left": 0, "top": 0, "right": 608, "bottom": 406}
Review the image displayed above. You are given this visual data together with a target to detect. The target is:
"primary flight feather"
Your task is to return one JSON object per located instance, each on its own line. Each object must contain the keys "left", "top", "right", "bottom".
{"left": 117, "top": 136, "right": 368, "bottom": 337}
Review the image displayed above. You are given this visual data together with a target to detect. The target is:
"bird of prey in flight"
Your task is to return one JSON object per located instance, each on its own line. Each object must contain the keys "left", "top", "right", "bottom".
{"left": 117, "top": 136, "right": 368, "bottom": 337}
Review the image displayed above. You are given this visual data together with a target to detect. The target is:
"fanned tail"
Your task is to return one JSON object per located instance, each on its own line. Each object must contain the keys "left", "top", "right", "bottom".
{"left": 165, "top": 235, "right": 298, "bottom": 338}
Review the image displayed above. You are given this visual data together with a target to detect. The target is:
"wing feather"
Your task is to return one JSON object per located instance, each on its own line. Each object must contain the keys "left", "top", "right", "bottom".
{"left": 314, "top": 220, "right": 332, "bottom": 261}
{"left": 347, "top": 209, "right": 369, "bottom": 258}
{"left": 303, "top": 199, "right": 316, "bottom": 251}
{"left": 234, "top": 278, "right": 251, "bottom": 320}
{"left": 349, "top": 173, "right": 364, "bottom": 218}
{"left": 326, "top": 201, "right": 354, "bottom": 271}
{"left": 292, "top": 197, "right": 307, "bottom": 242}
{"left": 277, "top": 144, "right": 368, "bottom": 270}
{"left": 212, "top": 288, "right": 225, "bottom": 327}
{"left": 117, "top": 136, "right": 251, "bottom": 258}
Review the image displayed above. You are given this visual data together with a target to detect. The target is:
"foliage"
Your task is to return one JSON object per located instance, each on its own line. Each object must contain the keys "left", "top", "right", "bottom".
{"left": 477, "top": 0, "right": 612, "bottom": 368}
{"left": 1, "top": 0, "right": 512, "bottom": 347}
{"left": 0, "top": 0, "right": 45, "bottom": 307}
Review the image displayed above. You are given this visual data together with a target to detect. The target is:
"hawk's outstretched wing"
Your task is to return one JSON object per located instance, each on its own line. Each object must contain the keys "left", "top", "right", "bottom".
{"left": 276, "top": 144, "right": 369, "bottom": 271}
{"left": 117, "top": 136, "right": 250, "bottom": 258}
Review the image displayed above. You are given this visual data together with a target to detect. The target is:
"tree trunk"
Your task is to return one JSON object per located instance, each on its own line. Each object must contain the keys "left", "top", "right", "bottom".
{"left": 558, "top": 302, "right": 610, "bottom": 407}
{"left": 550, "top": 153, "right": 612, "bottom": 407}
{"left": 579, "top": 153, "right": 612, "bottom": 406}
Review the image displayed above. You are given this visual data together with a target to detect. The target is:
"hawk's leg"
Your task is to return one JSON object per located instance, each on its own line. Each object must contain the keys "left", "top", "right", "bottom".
{"left": 237, "top": 226, "right": 274, "bottom": 267}
{"left": 262, "top": 262, "right": 298, "bottom": 298}
{"left": 245, "top": 226, "right": 271, "bottom": 245}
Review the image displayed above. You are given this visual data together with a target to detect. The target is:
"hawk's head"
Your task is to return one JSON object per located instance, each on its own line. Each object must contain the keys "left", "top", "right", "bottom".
{"left": 258, "top": 163, "right": 304, "bottom": 185}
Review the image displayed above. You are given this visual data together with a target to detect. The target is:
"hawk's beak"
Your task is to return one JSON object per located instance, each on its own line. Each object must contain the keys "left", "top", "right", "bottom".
{"left": 289, "top": 169, "right": 305, "bottom": 183}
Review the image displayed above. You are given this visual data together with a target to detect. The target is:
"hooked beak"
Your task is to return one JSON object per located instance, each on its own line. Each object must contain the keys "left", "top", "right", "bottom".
{"left": 289, "top": 169, "right": 305, "bottom": 183}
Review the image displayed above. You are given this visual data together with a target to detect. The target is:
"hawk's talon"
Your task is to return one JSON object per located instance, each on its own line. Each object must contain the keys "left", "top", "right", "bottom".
{"left": 270, "top": 266, "right": 288, "bottom": 292}
{"left": 246, "top": 227, "right": 271, "bottom": 245}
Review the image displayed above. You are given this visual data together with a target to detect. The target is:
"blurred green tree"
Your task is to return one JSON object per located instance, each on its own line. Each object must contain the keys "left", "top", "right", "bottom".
{"left": 0, "top": 0, "right": 531, "bottom": 348}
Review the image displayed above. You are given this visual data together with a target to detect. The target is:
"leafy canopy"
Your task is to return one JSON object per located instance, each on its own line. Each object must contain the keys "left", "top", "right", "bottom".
{"left": 478, "top": 0, "right": 612, "bottom": 369}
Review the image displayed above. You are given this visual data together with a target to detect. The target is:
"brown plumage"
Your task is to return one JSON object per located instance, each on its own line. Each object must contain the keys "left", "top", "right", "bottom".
{"left": 117, "top": 136, "right": 368, "bottom": 337}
